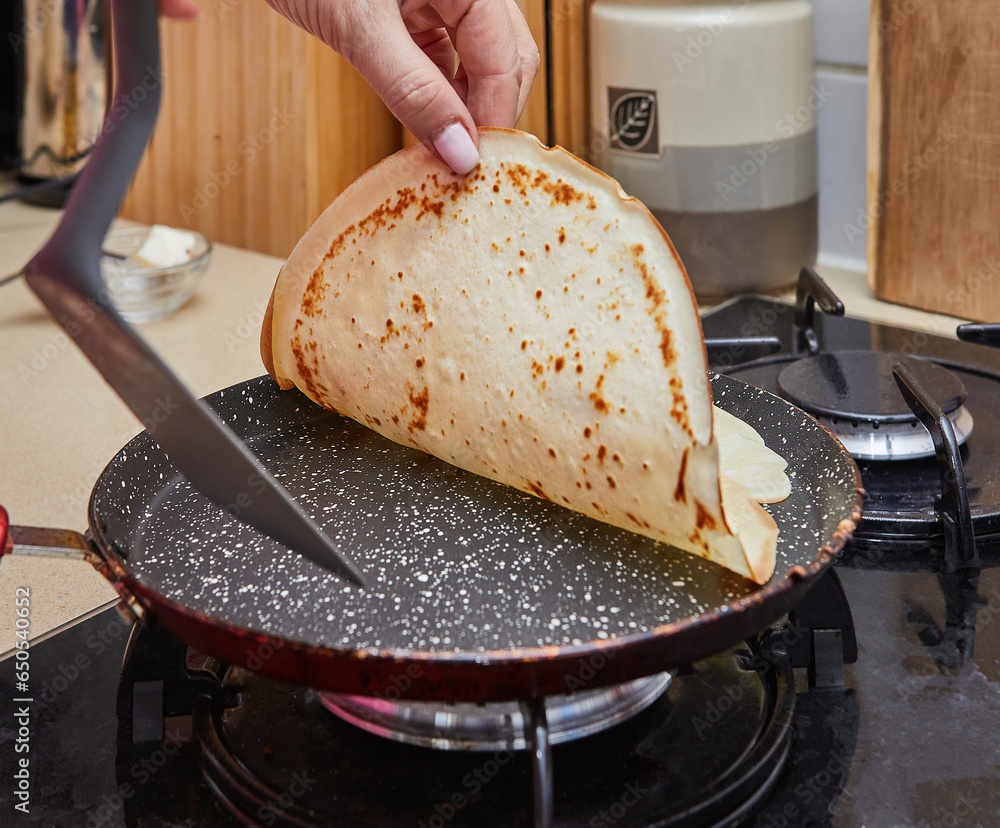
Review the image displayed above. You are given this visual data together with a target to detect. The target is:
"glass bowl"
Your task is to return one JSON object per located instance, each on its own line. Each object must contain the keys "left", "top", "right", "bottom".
{"left": 100, "top": 226, "right": 211, "bottom": 323}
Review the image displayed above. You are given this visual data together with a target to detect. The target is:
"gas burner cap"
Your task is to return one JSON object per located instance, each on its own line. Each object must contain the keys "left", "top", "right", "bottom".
{"left": 318, "top": 672, "right": 671, "bottom": 751}
{"left": 776, "top": 352, "right": 973, "bottom": 461}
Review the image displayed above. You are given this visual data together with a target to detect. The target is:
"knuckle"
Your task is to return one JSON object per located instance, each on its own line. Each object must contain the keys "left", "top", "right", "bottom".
{"left": 383, "top": 67, "right": 450, "bottom": 120}
{"left": 522, "top": 42, "right": 541, "bottom": 82}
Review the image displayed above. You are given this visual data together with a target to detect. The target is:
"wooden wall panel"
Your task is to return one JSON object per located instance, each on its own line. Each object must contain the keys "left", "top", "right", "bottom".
{"left": 120, "top": 2, "right": 399, "bottom": 258}
{"left": 121, "top": 1, "right": 588, "bottom": 255}
{"left": 516, "top": 0, "right": 550, "bottom": 142}
{"left": 547, "top": 0, "right": 592, "bottom": 158}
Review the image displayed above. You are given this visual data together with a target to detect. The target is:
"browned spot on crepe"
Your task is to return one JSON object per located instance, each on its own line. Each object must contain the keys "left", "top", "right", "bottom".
{"left": 407, "top": 385, "right": 429, "bottom": 432}
{"left": 695, "top": 500, "right": 717, "bottom": 531}
{"left": 263, "top": 128, "right": 779, "bottom": 584}
{"left": 674, "top": 448, "right": 689, "bottom": 504}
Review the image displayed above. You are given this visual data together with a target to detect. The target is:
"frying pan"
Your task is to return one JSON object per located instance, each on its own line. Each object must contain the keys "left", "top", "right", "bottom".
{"left": 4, "top": 371, "right": 860, "bottom": 701}
{"left": 0, "top": 1, "right": 862, "bottom": 703}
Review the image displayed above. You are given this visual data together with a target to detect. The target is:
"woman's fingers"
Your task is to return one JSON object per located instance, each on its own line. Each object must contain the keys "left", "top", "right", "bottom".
{"left": 158, "top": 0, "right": 200, "bottom": 20}
{"left": 261, "top": 0, "right": 539, "bottom": 174}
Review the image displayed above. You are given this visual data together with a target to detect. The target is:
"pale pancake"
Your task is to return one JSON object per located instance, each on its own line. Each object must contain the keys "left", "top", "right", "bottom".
{"left": 719, "top": 474, "right": 781, "bottom": 585}
{"left": 262, "top": 128, "right": 777, "bottom": 583}
{"left": 715, "top": 407, "right": 792, "bottom": 503}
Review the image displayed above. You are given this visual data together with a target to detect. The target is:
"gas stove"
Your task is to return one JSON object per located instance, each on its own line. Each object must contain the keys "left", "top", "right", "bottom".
{"left": 3, "top": 272, "right": 1000, "bottom": 827}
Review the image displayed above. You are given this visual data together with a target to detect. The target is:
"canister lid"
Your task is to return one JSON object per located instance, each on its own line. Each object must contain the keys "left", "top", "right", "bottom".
{"left": 590, "top": 0, "right": 816, "bottom": 146}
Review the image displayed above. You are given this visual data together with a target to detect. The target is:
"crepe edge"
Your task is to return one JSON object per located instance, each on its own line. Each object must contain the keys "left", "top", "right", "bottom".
{"left": 260, "top": 272, "right": 295, "bottom": 391}
{"left": 720, "top": 474, "right": 779, "bottom": 584}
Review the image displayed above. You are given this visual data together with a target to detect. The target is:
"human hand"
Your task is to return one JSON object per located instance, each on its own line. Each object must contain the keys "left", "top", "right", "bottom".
{"left": 262, "top": 0, "right": 540, "bottom": 174}
{"left": 158, "top": 0, "right": 200, "bottom": 19}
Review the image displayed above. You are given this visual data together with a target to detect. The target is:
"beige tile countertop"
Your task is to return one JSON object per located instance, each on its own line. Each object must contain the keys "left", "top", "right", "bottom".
{"left": 0, "top": 198, "right": 285, "bottom": 653}
{"left": 0, "top": 196, "right": 971, "bottom": 653}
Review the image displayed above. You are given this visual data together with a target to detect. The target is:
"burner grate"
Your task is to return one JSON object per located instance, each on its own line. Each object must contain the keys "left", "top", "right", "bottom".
{"left": 318, "top": 673, "right": 672, "bottom": 751}
{"left": 185, "top": 643, "right": 796, "bottom": 827}
{"left": 702, "top": 272, "right": 1000, "bottom": 545}
{"left": 775, "top": 352, "right": 973, "bottom": 461}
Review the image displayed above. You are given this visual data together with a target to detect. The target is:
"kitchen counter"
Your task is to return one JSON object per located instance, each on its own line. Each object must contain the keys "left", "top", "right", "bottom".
{"left": 0, "top": 197, "right": 971, "bottom": 652}
{"left": 0, "top": 198, "right": 286, "bottom": 652}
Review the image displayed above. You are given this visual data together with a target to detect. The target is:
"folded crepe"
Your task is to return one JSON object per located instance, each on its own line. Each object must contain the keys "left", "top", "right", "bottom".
{"left": 261, "top": 128, "right": 779, "bottom": 583}
{"left": 714, "top": 407, "right": 792, "bottom": 505}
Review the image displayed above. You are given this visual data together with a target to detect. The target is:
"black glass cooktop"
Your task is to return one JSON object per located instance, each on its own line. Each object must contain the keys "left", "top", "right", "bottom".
{"left": 2, "top": 297, "right": 1000, "bottom": 826}
{"left": 2, "top": 555, "right": 999, "bottom": 827}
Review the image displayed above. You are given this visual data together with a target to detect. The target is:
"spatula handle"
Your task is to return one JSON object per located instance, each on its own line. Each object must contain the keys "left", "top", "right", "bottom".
{"left": 21, "top": 0, "right": 365, "bottom": 585}
{"left": 36, "top": 0, "right": 161, "bottom": 297}
{"left": 0, "top": 506, "right": 93, "bottom": 562}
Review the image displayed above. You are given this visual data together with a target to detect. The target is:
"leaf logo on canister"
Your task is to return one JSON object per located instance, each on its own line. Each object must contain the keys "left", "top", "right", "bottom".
{"left": 608, "top": 88, "right": 659, "bottom": 155}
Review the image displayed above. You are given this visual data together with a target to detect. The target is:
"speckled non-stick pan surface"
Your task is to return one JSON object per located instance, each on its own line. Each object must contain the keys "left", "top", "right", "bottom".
{"left": 88, "top": 373, "right": 861, "bottom": 701}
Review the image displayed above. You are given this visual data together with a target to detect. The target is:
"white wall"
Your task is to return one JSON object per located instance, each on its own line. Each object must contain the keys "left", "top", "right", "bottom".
{"left": 809, "top": 0, "right": 870, "bottom": 272}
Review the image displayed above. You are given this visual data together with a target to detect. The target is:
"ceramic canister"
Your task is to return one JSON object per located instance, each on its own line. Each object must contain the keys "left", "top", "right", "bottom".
{"left": 590, "top": 0, "right": 818, "bottom": 299}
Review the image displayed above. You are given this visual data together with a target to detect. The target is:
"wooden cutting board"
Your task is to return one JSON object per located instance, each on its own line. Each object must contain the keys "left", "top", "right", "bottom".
{"left": 868, "top": 0, "right": 1000, "bottom": 322}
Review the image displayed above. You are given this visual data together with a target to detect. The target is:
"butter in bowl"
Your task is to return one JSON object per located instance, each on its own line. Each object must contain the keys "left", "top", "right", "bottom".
{"left": 101, "top": 225, "right": 211, "bottom": 323}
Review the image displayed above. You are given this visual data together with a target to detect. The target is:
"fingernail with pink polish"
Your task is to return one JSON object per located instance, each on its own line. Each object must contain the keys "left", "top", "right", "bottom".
{"left": 432, "top": 123, "right": 479, "bottom": 175}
